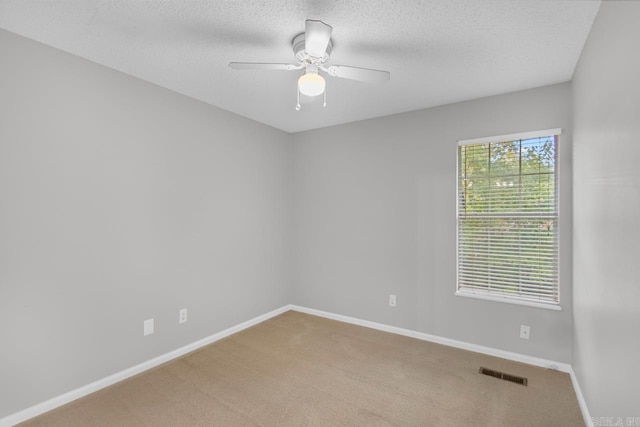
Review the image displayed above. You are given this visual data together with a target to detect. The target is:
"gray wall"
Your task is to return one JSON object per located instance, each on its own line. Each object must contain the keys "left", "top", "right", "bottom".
{"left": 292, "top": 83, "right": 573, "bottom": 363}
{"left": 572, "top": 1, "right": 640, "bottom": 417}
{"left": 0, "top": 30, "right": 291, "bottom": 418}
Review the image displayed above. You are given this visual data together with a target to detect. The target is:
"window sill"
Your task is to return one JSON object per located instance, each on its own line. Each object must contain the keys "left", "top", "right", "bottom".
{"left": 455, "top": 290, "right": 562, "bottom": 311}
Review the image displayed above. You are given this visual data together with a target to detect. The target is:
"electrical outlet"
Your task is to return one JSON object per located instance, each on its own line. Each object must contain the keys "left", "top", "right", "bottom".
{"left": 179, "top": 308, "right": 188, "bottom": 324}
{"left": 144, "top": 318, "right": 154, "bottom": 336}
{"left": 389, "top": 294, "right": 397, "bottom": 307}
{"left": 520, "top": 325, "right": 530, "bottom": 340}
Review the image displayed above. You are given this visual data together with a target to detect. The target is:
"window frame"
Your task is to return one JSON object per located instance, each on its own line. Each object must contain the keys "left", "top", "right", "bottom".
{"left": 455, "top": 129, "right": 562, "bottom": 311}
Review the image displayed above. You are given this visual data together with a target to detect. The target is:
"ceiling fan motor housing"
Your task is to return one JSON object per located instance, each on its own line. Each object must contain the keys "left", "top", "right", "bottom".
{"left": 292, "top": 33, "right": 333, "bottom": 66}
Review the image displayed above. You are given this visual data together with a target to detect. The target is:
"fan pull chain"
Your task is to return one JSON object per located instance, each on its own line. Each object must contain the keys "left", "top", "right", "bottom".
{"left": 295, "top": 88, "right": 301, "bottom": 111}
{"left": 323, "top": 90, "right": 327, "bottom": 107}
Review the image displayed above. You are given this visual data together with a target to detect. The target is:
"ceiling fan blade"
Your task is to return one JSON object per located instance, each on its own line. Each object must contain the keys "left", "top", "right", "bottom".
{"left": 228, "top": 62, "right": 302, "bottom": 71}
{"left": 323, "top": 65, "right": 390, "bottom": 84}
{"left": 305, "top": 19, "right": 332, "bottom": 57}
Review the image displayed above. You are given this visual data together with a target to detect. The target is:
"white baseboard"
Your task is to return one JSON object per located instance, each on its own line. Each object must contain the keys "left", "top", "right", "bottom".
{"left": 0, "top": 305, "right": 292, "bottom": 427}
{"left": 569, "top": 367, "right": 593, "bottom": 427}
{"left": 290, "top": 305, "right": 572, "bottom": 372}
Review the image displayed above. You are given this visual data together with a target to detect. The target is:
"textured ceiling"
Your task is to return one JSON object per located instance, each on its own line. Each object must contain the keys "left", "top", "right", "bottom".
{"left": 0, "top": 1, "right": 600, "bottom": 133}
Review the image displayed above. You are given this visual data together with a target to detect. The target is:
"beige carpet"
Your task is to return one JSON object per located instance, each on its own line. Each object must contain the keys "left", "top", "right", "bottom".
{"left": 20, "top": 311, "right": 584, "bottom": 426}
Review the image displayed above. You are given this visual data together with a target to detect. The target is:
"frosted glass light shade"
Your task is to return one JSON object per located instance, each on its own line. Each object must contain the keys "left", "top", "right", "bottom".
{"left": 298, "top": 72, "right": 325, "bottom": 97}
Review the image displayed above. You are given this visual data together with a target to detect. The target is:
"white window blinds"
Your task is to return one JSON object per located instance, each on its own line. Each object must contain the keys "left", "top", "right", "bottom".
{"left": 457, "top": 130, "right": 560, "bottom": 306}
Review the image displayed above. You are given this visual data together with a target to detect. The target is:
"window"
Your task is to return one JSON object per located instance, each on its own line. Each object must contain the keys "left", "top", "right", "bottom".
{"left": 456, "top": 129, "right": 560, "bottom": 309}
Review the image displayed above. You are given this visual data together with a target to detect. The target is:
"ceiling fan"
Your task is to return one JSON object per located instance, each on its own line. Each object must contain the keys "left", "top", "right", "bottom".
{"left": 229, "top": 19, "right": 390, "bottom": 110}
